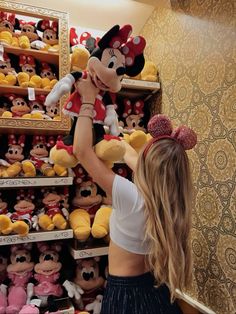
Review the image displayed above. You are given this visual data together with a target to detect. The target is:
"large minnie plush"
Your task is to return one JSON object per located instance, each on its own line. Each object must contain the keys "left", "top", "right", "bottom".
{"left": 45, "top": 24, "right": 146, "bottom": 168}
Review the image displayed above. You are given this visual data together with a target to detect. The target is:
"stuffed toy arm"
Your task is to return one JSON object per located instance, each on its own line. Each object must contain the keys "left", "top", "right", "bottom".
{"left": 0, "top": 284, "right": 7, "bottom": 296}
{"left": 85, "top": 295, "right": 103, "bottom": 314}
{"left": 26, "top": 282, "right": 34, "bottom": 304}
{"left": 0, "top": 159, "right": 10, "bottom": 167}
{"left": 32, "top": 215, "right": 39, "bottom": 230}
{"left": 104, "top": 105, "right": 120, "bottom": 136}
{"left": 45, "top": 73, "right": 78, "bottom": 106}
{"left": 30, "top": 40, "right": 47, "bottom": 50}
{"left": 61, "top": 207, "right": 69, "bottom": 220}
{"left": 63, "top": 280, "right": 84, "bottom": 300}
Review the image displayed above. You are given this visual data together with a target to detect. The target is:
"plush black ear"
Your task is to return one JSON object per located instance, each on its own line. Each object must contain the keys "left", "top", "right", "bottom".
{"left": 36, "top": 20, "right": 44, "bottom": 32}
{"left": 125, "top": 54, "right": 145, "bottom": 77}
{"left": 14, "top": 18, "right": 20, "bottom": 30}
{"left": 97, "top": 25, "right": 120, "bottom": 50}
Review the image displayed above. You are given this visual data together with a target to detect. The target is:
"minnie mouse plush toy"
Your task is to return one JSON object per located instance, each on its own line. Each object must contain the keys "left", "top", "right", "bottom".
{"left": 45, "top": 24, "right": 146, "bottom": 169}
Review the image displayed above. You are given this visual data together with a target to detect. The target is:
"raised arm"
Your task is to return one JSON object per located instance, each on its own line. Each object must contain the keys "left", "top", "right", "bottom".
{"left": 73, "top": 76, "right": 115, "bottom": 196}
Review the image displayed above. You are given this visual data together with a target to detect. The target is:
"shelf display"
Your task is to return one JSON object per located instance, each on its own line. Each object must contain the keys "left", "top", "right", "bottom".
{"left": 0, "top": 0, "right": 70, "bottom": 135}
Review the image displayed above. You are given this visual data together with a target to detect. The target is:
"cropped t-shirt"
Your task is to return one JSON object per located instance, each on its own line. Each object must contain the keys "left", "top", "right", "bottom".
{"left": 110, "top": 175, "right": 149, "bottom": 255}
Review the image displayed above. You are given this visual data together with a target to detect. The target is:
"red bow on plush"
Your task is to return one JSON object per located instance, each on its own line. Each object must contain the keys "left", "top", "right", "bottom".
{"left": 56, "top": 141, "right": 74, "bottom": 155}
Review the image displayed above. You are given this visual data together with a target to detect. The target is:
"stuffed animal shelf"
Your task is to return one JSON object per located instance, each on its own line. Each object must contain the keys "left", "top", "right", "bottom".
{"left": 45, "top": 24, "right": 146, "bottom": 169}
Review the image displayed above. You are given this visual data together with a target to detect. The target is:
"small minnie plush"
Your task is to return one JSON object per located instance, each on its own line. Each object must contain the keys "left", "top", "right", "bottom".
{"left": 32, "top": 19, "right": 59, "bottom": 52}
{"left": 17, "top": 54, "right": 42, "bottom": 88}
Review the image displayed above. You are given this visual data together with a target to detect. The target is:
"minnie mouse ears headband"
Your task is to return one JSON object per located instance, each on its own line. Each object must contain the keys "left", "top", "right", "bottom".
{"left": 143, "top": 114, "right": 197, "bottom": 158}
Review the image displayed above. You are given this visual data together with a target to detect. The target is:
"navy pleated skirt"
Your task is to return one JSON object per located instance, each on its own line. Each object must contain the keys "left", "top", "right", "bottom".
{"left": 101, "top": 272, "right": 183, "bottom": 314}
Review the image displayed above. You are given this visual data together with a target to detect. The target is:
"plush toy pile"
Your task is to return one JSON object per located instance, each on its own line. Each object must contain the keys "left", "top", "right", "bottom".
{"left": 0, "top": 242, "right": 108, "bottom": 314}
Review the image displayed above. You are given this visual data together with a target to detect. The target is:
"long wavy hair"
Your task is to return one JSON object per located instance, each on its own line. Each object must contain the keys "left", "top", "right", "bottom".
{"left": 134, "top": 138, "right": 193, "bottom": 300}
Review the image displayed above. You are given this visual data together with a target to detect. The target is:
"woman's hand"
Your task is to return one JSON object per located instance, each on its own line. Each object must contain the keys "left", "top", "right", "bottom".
{"left": 75, "top": 75, "right": 99, "bottom": 104}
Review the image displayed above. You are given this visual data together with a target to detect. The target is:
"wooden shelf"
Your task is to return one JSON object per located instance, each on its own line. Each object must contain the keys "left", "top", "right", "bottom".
{"left": 0, "top": 85, "right": 50, "bottom": 97}
{"left": 0, "top": 229, "right": 73, "bottom": 246}
{"left": 4, "top": 45, "right": 59, "bottom": 65}
{"left": 120, "top": 78, "right": 160, "bottom": 101}
{"left": 121, "top": 78, "right": 160, "bottom": 90}
{"left": 0, "top": 176, "right": 73, "bottom": 188}
{"left": 70, "top": 246, "right": 109, "bottom": 259}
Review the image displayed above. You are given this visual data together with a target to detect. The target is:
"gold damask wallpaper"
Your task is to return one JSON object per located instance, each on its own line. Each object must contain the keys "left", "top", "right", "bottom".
{"left": 141, "top": 1, "right": 236, "bottom": 313}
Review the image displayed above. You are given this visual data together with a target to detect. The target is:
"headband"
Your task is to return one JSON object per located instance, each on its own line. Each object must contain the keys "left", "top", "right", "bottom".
{"left": 143, "top": 114, "right": 197, "bottom": 158}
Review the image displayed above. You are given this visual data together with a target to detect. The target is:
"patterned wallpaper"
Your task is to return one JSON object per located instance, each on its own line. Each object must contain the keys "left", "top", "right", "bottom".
{"left": 141, "top": 1, "right": 236, "bottom": 314}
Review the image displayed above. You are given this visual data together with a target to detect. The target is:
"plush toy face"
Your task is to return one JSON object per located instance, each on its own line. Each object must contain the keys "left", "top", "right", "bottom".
{"left": 72, "top": 181, "right": 102, "bottom": 208}
{"left": 7, "top": 249, "right": 34, "bottom": 275}
{"left": 21, "top": 23, "right": 38, "bottom": 42}
{"left": 29, "top": 100, "right": 44, "bottom": 112}
{"left": 0, "top": 20, "right": 14, "bottom": 33}
{"left": 46, "top": 104, "right": 59, "bottom": 118}
{"left": 125, "top": 114, "right": 146, "bottom": 131}
{"left": 75, "top": 258, "right": 104, "bottom": 291}
{"left": 42, "top": 29, "right": 58, "bottom": 45}
{"left": 87, "top": 48, "right": 125, "bottom": 93}
{"left": 14, "top": 199, "right": 35, "bottom": 213}
{"left": 40, "top": 68, "right": 56, "bottom": 80}
{"left": 21, "top": 63, "right": 36, "bottom": 77}
{"left": 42, "top": 192, "right": 61, "bottom": 206}
{"left": 34, "top": 250, "right": 61, "bottom": 275}
{"left": 30, "top": 142, "right": 48, "bottom": 158}
{"left": 11, "top": 97, "right": 30, "bottom": 116}
{"left": 5, "top": 143, "right": 24, "bottom": 164}
{"left": 0, "top": 59, "right": 12, "bottom": 74}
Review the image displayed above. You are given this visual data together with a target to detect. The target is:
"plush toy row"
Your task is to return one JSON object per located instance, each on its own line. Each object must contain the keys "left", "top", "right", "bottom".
{"left": 0, "top": 94, "right": 60, "bottom": 120}
{"left": 0, "top": 163, "right": 132, "bottom": 240}
{"left": 0, "top": 52, "right": 58, "bottom": 88}
{"left": 0, "top": 134, "right": 67, "bottom": 178}
{"left": 0, "top": 11, "right": 59, "bottom": 52}
{"left": 0, "top": 242, "right": 107, "bottom": 313}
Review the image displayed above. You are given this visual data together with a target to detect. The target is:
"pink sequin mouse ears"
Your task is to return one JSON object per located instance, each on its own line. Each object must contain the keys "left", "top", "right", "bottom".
{"left": 143, "top": 114, "right": 197, "bottom": 157}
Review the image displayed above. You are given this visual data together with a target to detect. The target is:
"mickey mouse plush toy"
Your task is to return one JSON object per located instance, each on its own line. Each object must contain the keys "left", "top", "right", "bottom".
{"left": 45, "top": 24, "right": 146, "bottom": 168}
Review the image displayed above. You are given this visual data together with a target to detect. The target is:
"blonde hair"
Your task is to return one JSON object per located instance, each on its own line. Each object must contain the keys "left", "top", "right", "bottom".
{"left": 134, "top": 138, "right": 193, "bottom": 300}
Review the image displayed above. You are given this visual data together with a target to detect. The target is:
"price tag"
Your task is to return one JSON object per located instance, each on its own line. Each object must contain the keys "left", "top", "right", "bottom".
{"left": 0, "top": 45, "right": 4, "bottom": 61}
{"left": 28, "top": 87, "right": 36, "bottom": 101}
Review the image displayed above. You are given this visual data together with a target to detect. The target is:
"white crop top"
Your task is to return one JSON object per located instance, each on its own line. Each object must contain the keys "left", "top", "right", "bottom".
{"left": 110, "top": 175, "right": 149, "bottom": 255}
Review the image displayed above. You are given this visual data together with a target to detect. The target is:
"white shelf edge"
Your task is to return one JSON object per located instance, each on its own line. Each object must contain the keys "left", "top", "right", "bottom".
{"left": 0, "top": 176, "right": 73, "bottom": 188}
{"left": 176, "top": 290, "right": 216, "bottom": 314}
{"left": 121, "top": 78, "right": 160, "bottom": 90}
{"left": 0, "top": 229, "right": 73, "bottom": 246}
{"left": 70, "top": 246, "right": 109, "bottom": 259}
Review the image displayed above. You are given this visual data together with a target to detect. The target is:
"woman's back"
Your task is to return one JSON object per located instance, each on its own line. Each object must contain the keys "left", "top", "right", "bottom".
{"left": 108, "top": 240, "right": 147, "bottom": 276}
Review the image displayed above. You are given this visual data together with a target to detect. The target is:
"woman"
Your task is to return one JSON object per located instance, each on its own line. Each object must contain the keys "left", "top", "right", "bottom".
{"left": 73, "top": 76, "right": 197, "bottom": 314}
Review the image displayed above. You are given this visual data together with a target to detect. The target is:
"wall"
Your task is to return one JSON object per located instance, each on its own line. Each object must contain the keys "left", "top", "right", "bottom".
{"left": 141, "top": 1, "right": 236, "bottom": 314}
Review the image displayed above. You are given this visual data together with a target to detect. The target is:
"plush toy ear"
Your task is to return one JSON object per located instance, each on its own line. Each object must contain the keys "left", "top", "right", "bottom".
{"left": 97, "top": 25, "right": 120, "bottom": 50}
{"left": 14, "top": 17, "right": 20, "bottom": 30}
{"left": 125, "top": 53, "right": 145, "bottom": 77}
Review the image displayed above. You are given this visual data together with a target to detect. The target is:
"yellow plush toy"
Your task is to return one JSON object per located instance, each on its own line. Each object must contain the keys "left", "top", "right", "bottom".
{"left": 70, "top": 46, "right": 90, "bottom": 72}
{"left": 17, "top": 54, "right": 42, "bottom": 88}
{"left": 69, "top": 175, "right": 112, "bottom": 241}
{"left": 0, "top": 52, "right": 17, "bottom": 86}
{"left": 38, "top": 190, "right": 68, "bottom": 231}
{"left": 123, "top": 130, "right": 149, "bottom": 153}
{"left": 141, "top": 60, "right": 158, "bottom": 82}
{"left": 0, "top": 12, "right": 19, "bottom": 47}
